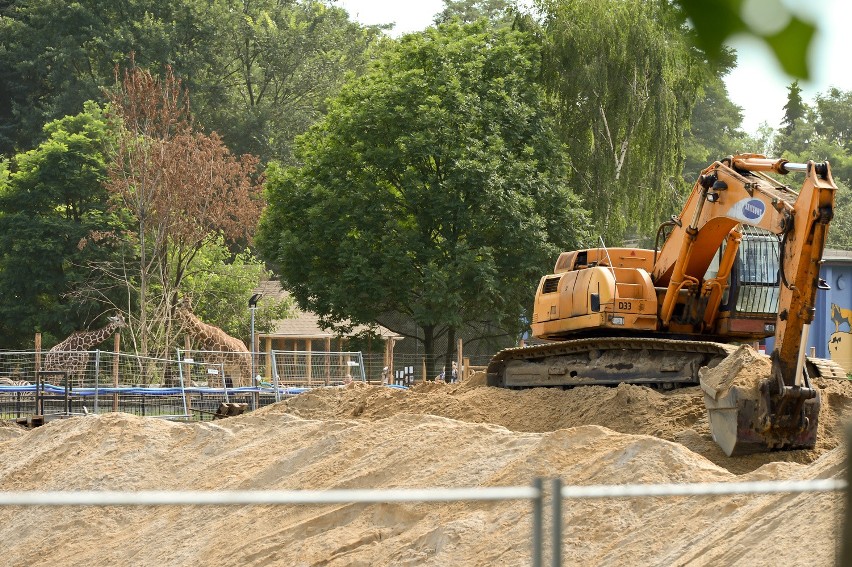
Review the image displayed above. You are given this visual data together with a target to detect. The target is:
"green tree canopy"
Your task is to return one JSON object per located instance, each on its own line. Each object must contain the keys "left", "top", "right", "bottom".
{"left": 537, "top": 0, "right": 702, "bottom": 242}
{"left": 256, "top": 21, "right": 590, "bottom": 375}
{"left": 0, "top": 102, "right": 131, "bottom": 347}
{"left": 434, "top": 0, "right": 518, "bottom": 27}
{"left": 0, "top": 0, "right": 218, "bottom": 155}
{"left": 0, "top": 0, "right": 383, "bottom": 163}
{"left": 814, "top": 88, "right": 852, "bottom": 152}
{"left": 781, "top": 80, "right": 806, "bottom": 135}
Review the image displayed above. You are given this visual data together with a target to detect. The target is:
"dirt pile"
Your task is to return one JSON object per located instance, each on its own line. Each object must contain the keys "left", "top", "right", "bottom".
{"left": 0, "top": 361, "right": 850, "bottom": 566}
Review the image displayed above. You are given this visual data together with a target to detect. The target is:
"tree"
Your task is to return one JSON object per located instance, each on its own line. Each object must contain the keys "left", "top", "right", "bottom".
{"left": 105, "top": 63, "right": 264, "bottom": 357}
{"left": 781, "top": 81, "right": 806, "bottom": 134}
{"left": 681, "top": 65, "right": 746, "bottom": 183}
{"left": 434, "top": 0, "right": 518, "bottom": 27}
{"left": 0, "top": 0, "right": 219, "bottom": 156}
{"left": 256, "top": 21, "right": 590, "bottom": 378}
{"left": 0, "top": 102, "right": 131, "bottom": 347}
{"left": 537, "top": 0, "right": 702, "bottom": 242}
{"left": 814, "top": 88, "right": 852, "bottom": 152}
{"left": 0, "top": 0, "right": 384, "bottom": 163}
{"left": 196, "top": 0, "right": 386, "bottom": 164}
{"left": 181, "top": 238, "right": 294, "bottom": 345}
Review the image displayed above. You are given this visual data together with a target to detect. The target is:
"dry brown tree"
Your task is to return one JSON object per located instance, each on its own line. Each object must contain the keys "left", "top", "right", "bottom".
{"left": 105, "top": 58, "right": 264, "bottom": 357}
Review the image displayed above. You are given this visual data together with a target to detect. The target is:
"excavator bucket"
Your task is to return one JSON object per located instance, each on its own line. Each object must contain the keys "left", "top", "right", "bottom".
{"left": 699, "top": 346, "right": 820, "bottom": 456}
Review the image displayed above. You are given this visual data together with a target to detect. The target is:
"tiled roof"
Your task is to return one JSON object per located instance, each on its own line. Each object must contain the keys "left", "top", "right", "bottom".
{"left": 254, "top": 280, "right": 402, "bottom": 340}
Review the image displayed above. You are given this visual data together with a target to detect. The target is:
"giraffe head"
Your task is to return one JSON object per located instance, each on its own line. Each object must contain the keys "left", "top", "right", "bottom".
{"left": 108, "top": 313, "right": 127, "bottom": 329}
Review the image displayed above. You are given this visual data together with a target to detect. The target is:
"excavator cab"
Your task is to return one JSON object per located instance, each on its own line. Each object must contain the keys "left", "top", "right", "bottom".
{"left": 711, "top": 226, "right": 780, "bottom": 339}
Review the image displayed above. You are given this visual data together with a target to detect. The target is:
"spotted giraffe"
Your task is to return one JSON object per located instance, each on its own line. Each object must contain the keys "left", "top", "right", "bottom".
{"left": 174, "top": 298, "right": 251, "bottom": 387}
{"left": 42, "top": 314, "right": 126, "bottom": 381}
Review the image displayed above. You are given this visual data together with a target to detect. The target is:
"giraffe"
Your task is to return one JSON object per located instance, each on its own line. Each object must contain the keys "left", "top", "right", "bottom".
{"left": 174, "top": 298, "right": 252, "bottom": 387}
{"left": 42, "top": 314, "right": 126, "bottom": 381}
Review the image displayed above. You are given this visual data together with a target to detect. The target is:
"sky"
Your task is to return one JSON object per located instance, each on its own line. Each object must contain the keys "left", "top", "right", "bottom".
{"left": 335, "top": 0, "right": 852, "bottom": 135}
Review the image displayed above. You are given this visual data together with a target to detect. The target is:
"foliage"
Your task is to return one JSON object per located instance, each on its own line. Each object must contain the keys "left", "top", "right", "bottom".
{"left": 104, "top": 62, "right": 265, "bottom": 356}
{"left": 0, "top": 0, "right": 219, "bottom": 155}
{"left": 181, "top": 238, "right": 294, "bottom": 346}
{"left": 0, "top": 102, "right": 131, "bottom": 347}
{"left": 196, "top": 0, "right": 387, "bottom": 164}
{"left": 681, "top": 73, "right": 746, "bottom": 183}
{"left": 676, "top": 0, "right": 816, "bottom": 79}
{"left": 0, "top": 0, "right": 383, "bottom": 163}
{"left": 765, "top": 87, "right": 852, "bottom": 251}
{"left": 537, "top": 0, "right": 702, "bottom": 242}
{"left": 781, "top": 81, "right": 806, "bottom": 135}
{"left": 256, "top": 21, "right": 590, "bottom": 375}
{"left": 814, "top": 88, "right": 852, "bottom": 153}
{"left": 434, "top": 0, "right": 518, "bottom": 27}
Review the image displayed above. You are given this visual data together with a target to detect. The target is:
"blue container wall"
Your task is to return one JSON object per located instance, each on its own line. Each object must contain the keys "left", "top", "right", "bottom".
{"left": 764, "top": 262, "right": 852, "bottom": 373}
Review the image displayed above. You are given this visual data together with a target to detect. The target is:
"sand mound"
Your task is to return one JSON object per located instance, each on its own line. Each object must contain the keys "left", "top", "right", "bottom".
{"left": 0, "top": 356, "right": 850, "bottom": 565}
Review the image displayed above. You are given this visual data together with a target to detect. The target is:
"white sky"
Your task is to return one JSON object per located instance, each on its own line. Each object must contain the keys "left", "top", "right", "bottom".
{"left": 335, "top": 0, "right": 852, "bottom": 135}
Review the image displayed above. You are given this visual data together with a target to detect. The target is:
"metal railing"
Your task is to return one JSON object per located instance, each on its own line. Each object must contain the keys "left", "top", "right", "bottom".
{"left": 0, "top": 476, "right": 846, "bottom": 566}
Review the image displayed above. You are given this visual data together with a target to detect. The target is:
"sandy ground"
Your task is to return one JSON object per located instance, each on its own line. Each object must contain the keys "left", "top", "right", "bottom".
{"left": 0, "top": 352, "right": 850, "bottom": 566}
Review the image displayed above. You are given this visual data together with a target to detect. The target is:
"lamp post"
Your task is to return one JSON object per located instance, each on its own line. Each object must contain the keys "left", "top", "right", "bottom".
{"left": 248, "top": 293, "right": 263, "bottom": 383}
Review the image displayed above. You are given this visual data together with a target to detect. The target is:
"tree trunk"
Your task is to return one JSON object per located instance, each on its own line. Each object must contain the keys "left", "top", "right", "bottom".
{"left": 443, "top": 326, "right": 456, "bottom": 382}
{"left": 422, "top": 324, "right": 436, "bottom": 381}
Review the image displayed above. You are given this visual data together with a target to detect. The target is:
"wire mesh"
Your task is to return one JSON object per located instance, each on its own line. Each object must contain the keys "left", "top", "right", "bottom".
{"left": 269, "top": 350, "right": 365, "bottom": 388}
{"left": 0, "top": 349, "right": 492, "bottom": 421}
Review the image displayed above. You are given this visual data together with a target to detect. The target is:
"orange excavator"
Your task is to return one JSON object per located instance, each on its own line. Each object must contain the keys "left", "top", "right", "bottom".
{"left": 487, "top": 154, "right": 844, "bottom": 455}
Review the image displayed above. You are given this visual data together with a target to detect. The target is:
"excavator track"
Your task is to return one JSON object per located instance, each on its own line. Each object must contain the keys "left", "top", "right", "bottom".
{"left": 486, "top": 338, "right": 738, "bottom": 389}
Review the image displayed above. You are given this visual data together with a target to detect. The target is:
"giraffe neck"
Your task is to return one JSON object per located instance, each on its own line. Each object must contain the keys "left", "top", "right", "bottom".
{"left": 80, "top": 320, "right": 119, "bottom": 349}
{"left": 178, "top": 309, "right": 217, "bottom": 348}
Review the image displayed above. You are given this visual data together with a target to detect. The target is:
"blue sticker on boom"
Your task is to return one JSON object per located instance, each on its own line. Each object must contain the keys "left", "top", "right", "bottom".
{"left": 742, "top": 199, "right": 765, "bottom": 220}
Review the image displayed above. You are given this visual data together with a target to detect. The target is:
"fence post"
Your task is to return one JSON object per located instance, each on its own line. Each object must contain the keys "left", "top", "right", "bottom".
{"left": 220, "top": 362, "right": 229, "bottom": 403}
{"left": 94, "top": 350, "right": 100, "bottom": 414}
{"left": 112, "top": 334, "right": 120, "bottom": 412}
{"left": 551, "top": 477, "right": 563, "bottom": 567}
{"left": 175, "top": 348, "right": 192, "bottom": 419}
{"left": 532, "top": 477, "right": 544, "bottom": 567}
{"left": 842, "top": 426, "right": 852, "bottom": 565}
{"left": 35, "top": 333, "right": 41, "bottom": 379}
{"left": 271, "top": 351, "right": 281, "bottom": 402}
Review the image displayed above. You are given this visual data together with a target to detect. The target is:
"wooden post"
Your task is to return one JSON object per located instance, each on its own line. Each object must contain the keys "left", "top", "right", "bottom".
{"left": 306, "top": 339, "right": 312, "bottom": 387}
{"left": 421, "top": 358, "right": 427, "bottom": 383}
{"left": 265, "top": 337, "right": 272, "bottom": 380}
{"left": 325, "top": 337, "right": 331, "bottom": 385}
{"left": 464, "top": 357, "right": 471, "bottom": 381}
{"left": 388, "top": 339, "right": 395, "bottom": 381}
{"left": 112, "top": 333, "right": 120, "bottom": 411}
{"left": 183, "top": 334, "right": 193, "bottom": 413}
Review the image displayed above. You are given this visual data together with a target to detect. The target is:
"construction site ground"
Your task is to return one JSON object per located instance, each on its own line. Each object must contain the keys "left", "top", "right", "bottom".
{"left": 0, "top": 347, "right": 850, "bottom": 566}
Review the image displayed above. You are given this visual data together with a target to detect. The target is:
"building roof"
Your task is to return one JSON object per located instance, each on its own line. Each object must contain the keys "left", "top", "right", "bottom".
{"left": 823, "top": 248, "right": 852, "bottom": 264}
{"left": 254, "top": 280, "right": 402, "bottom": 340}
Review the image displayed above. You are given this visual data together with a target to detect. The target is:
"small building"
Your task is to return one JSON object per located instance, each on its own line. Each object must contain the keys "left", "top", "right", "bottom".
{"left": 251, "top": 280, "right": 402, "bottom": 381}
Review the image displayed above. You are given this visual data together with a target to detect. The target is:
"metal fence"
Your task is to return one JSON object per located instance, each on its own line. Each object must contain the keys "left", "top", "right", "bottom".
{"left": 0, "top": 477, "right": 845, "bottom": 567}
{"left": 0, "top": 348, "right": 490, "bottom": 422}
{"left": 0, "top": 349, "right": 336, "bottom": 422}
